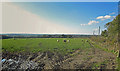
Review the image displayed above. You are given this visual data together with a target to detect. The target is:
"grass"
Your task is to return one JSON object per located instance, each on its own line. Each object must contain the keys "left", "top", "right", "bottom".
{"left": 2, "top": 38, "right": 91, "bottom": 55}
{"left": 117, "top": 58, "right": 120, "bottom": 70}
{"left": 89, "top": 40, "right": 115, "bottom": 53}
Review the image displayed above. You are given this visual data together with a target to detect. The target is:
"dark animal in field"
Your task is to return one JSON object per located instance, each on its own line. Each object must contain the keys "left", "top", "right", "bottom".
{"left": 39, "top": 43, "right": 42, "bottom": 46}
{"left": 103, "top": 40, "right": 106, "bottom": 42}
{"left": 86, "top": 40, "right": 88, "bottom": 42}
{"left": 54, "top": 48, "right": 58, "bottom": 50}
{"left": 64, "top": 40, "right": 67, "bottom": 42}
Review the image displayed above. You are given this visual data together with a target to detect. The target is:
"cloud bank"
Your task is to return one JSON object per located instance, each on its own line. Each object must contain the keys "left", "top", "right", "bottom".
{"left": 2, "top": 3, "right": 77, "bottom": 34}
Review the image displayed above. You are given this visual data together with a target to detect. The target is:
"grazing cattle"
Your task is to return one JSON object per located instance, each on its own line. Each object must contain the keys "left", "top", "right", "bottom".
{"left": 67, "top": 40, "right": 70, "bottom": 42}
{"left": 64, "top": 40, "right": 67, "bottom": 42}
{"left": 57, "top": 40, "right": 59, "bottom": 42}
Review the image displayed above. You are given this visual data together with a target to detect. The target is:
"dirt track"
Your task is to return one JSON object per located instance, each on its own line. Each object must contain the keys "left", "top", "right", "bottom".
{"left": 60, "top": 47, "right": 117, "bottom": 69}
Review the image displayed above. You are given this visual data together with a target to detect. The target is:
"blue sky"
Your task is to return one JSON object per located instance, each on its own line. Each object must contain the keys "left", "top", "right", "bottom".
{"left": 3, "top": 0, "right": 120, "bottom": 2}
{"left": 3, "top": 2, "right": 118, "bottom": 35}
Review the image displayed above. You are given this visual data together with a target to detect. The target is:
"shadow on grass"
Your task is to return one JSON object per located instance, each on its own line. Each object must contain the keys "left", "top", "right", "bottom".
{"left": 117, "top": 58, "right": 120, "bottom": 70}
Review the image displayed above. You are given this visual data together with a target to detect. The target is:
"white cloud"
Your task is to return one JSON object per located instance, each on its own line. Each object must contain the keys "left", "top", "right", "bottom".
{"left": 104, "top": 15, "right": 111, "bottom": 19}
{"left": 96, "top": 14, "right": 115, "bottom": 21}
{"left": 81, "top": 12, "right": 116, "bottom": 27}
{"left": 96, "top": 16, "right": 104, "bottom": 19}
{"left": 80, "top": 24, "right": 88, "bottom": 26}
{"left": 88, "top": 20, "right": 99, "bottom": 25}
{"left": 80, "top": 20, "right": 99, "bottom": 26}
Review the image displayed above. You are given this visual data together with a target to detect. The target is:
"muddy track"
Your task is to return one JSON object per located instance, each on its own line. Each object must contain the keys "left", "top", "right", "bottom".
{"left": 59, "top": 41, "right": 118, "bottom": 69}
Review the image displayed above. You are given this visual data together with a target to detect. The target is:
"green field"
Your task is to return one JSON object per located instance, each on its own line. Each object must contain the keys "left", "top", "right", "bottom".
{"left": 2, "top": 38, "right": 91, "bottom": 55}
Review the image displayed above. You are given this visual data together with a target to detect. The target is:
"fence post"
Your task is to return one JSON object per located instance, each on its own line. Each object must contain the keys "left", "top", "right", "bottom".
{"left": 117, "top": 50, "right": 120, "bottom": 58}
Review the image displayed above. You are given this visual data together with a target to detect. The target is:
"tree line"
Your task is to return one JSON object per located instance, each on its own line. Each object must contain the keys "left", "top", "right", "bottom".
{"left": 101, "top": 14, "right": 120, "bottom": 50}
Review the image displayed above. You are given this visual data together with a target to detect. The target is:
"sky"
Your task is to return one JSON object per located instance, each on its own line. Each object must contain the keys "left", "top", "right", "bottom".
{"left": 2, "top": 0, "right": 120, "bottom": 2}
{"left": 2, "top": 2, "right": 118, "bottom": 35}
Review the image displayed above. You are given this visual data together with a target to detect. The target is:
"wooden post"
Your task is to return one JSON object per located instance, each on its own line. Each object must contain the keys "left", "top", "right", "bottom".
{"left": 117, "top": 50, "right": 120, "bottom": 58}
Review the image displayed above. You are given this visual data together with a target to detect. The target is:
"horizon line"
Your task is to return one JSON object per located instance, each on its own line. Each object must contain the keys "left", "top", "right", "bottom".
{"left": 1, "top": 33, "right": 98, "bottom": 35}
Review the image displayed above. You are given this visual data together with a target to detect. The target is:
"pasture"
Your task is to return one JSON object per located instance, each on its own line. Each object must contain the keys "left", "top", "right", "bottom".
{"left": 2, "top": 38, "right": 91, "bottom": 55}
